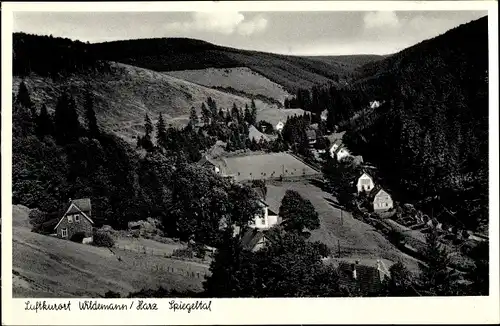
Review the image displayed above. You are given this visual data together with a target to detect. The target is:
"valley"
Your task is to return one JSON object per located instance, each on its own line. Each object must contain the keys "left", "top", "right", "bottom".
{"left": 10, "top": 14, "right": 490, "bottom": 299}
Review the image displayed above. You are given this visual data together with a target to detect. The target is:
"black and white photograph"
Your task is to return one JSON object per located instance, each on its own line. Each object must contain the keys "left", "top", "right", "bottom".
{"left": 3, "top": 1, "right": 498, "bottom": 314}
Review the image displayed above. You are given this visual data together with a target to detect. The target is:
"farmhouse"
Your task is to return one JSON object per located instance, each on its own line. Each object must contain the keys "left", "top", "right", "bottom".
{"left": 324, "top": 258, "right": 392, "bottom": 295}
{"left": 357, "top": 173, "right": 375, "bottom": 193}
{"left": 250, "top": 188, "right": 281, "bottom": 230}
{"left": 370, "top": 100, "right": 381, "bottom": 109}
{"left": 371, "top": 188, "right": 394, "bottom": 212}
{"left": 241, "top": 228, "right": 268, "bottom": 252}
{"left": 54, "top": 198, "right": 94, "bottom": 243}
{"left": 198, "top": 155, "right": 221, "bottom": 174}
{"left": 306, "top": 129, "right": 317, "bottom": 145}
{"left": 333, "top": 145, "right": 351, "bottom": 162}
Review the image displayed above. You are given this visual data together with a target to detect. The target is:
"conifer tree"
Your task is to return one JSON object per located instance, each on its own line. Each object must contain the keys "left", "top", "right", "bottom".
{"left": 189, "top": 106, "right": 199, "bottom": 126}
{"left": 250, "top": 100, "right": 257, "bottom": 125}
{"left": 16, "top": 81, "right": 35, "bottom": 116}
{"left": 54, "top": 92, "right": 80, "bottom": 144}
{"left": 35, "top": 104, "right": 53, "bottom": 139}
{"left": 201, "top": 103, "right": 211, "bottom": 125}
{"left": 419, "top": 227, "right": 455, "bottom": 295}
{"left": 156, "top": 113, "right": 167, "bottom": 149}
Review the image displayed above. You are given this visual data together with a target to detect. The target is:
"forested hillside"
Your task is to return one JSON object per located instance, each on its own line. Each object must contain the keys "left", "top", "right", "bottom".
{"left": 293, "top": 16, "right": 489, "bottom": 231}
{"left": 89, "top": 37, "right": 352, "bottom": 92}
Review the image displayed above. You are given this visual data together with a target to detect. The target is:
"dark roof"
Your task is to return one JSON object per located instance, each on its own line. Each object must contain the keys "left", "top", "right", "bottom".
{"left": 62, "top": 198, "right": 91, "bottom": 215}
{"left": 337, "top": 261, "right": 384, "bottom": 295}
{"left": 240, "top": 228, "right": 266, "bottom": 251}
{"left": 252, "top": 187, "right": 267, "bottom": 202}
{"left": 306, "top": 129, "right": 317, "bottom": 140}
{"left": 368, "top": 184, "right": 383, "bottom": 200}
{"left": 325, "top": 131, "right": 346, "bottom": 144}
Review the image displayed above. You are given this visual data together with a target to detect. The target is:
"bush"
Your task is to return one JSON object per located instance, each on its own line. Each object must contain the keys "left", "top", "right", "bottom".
{"left": 172, "top": 247, "right": 194, "bottom": 259}
{"left": 93, "top": 230, "right": 115, "bottom": 248}
{"left": 104, "top": 290, "right": 121, "bottom": 298}
{"left": 70, "top": 232, "right": 86, "bottom": 243}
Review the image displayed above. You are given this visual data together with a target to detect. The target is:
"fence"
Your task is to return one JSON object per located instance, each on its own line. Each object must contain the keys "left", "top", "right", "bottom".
{"left": 111, "top": 244, "right": 212, "bottom": 280}
{"left": 128, "top": 259, "right": 211, "bottom": 280}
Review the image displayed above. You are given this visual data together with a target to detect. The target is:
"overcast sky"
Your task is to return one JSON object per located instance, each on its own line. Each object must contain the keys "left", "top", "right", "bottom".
{"left": 13, "top": 11, "right": 487, "bottom": 55}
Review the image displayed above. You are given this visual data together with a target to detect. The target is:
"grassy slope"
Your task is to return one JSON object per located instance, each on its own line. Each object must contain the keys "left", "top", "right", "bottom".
{"left": 165, "top": 67, "right": 292, "bottom": 103}
{"left": 12, "top": 205, "right": 208, "bottom": 298}
{"left": 266, "top": 182, "right": 421, "bottom": 272}
{"left": 13, "top": 62, "right": 278, "bottom": 144}
{"left": 90, "top": 38, "right": 353, "bottom": 93}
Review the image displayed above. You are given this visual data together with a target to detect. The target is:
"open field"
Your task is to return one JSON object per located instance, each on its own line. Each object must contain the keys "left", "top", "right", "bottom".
{"left": 13, "top": 62, "right": 277, "bottom": 144}
{"left": 255, "top": 107, "right": 306, "bottom": 127}
{"left": 165, "top": 67, "right": 291, "bottom": 103}
{"left": 265, "top": 182, "right": 422, "bottom": 272}
{"left": 12, "top": 205, "right": 209, "bottom": 298}
{"left": 217, "top": 152, "right": 320, "bottom": 182}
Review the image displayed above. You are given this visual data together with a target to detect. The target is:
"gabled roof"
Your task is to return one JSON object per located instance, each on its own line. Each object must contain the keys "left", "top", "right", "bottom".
{"left": 358, "top": 172, "right": 373, "bottom": 182}
{"left": 326, "top": 131, "right": 346, "bottom": 144}
{"left": 353, "top": 155, "right": 364, "bottom": 165}
{"left": 337, "top": 261, "right": 384, "bottom": 295}
{"left": 306, "top": 129, "right": 317, "bottom": 140}
{"left": 240, "top": 228, "right": 266, "bottom": 251}
{"left": 368, "top": 185, "right": 391, "bottom": 200}
{"left": 54, "top": 199, "right": 94, "bottom": 230}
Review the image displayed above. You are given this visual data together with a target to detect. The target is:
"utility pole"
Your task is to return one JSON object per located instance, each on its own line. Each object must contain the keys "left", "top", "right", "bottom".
{"left": 341, "top": 209, "right": 343, "bottom": 225}
{"left": 338, "top": 239, "right": 341, "bottom": 258}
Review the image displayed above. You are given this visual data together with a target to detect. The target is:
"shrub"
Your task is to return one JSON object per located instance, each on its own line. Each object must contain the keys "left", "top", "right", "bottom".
{"left": 172, "top": 247, "right": 194, "bottom": 259}
{"left": 70, "top": 232, "right": 86, "bottom": 243}
{"left": 93, "top": 230, "right": 115, "bottom": 248}
{"left": 192, "top": 243, "right": 206, "bottom": 259}
{"left": 104, "top": 290, "right": 121, "bottom": 298}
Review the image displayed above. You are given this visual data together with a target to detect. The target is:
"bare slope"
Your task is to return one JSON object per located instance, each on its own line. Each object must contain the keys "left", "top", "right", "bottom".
{"left": 165, "top": 67, "right": 292, "bottom": 103}
{"left": 12, "top": 205, "right": 208, "bottom": 298}
{"left": 13, "top": 62, "right": 277, "bottom": 143}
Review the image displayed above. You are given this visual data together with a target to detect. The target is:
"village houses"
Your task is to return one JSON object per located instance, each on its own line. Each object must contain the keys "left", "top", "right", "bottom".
{"left": 54, "top": 198, "right": 94, "bottom": 243}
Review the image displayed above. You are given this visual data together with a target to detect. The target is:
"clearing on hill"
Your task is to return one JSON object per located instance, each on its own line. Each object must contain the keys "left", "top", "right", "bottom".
{"left": 165, "top": 67, "right": 292, "bottom": 104}
{"left": 264, "top": 183, "right": 421, "bottom": 272}
{"left": 13, "top": 62, "right": 278, "bottom": 144}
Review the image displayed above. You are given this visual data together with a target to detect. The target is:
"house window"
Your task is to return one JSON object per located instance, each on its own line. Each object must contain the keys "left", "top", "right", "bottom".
{"left": 75, "top": 214, "right": 80, "bottom": 222}
{"left": 67, "top": 215, "right": 73, "bottom": 223}
{"left": 361, "top": 179, "right": 370, "bottom": 185}
{"left": 61, "top": 228, "right": 68, "bottom": 238}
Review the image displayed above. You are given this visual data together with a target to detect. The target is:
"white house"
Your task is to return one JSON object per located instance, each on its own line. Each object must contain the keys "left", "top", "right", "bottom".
{"left": 372, "top": 188, "right": 393, "bottom": 212}
{"left": 249, "top": 199, "right": 280, "bottom": 230}
{"left": 370, "top": 100, "right": 381, "bottom": 109}
{"left": 329, "top": 140, "right": 343, "bottom": 158}
{"left": 357, "top": 173, "right": 375, "bottom": 193}
{"left": 320, "top": 110, "right": 328, "bottom": 121}
{"left": 335, "top": 146, "right": 351, "bottom": 162}
{"left": 275, "top": 121, "right": 285, "bottom": 132}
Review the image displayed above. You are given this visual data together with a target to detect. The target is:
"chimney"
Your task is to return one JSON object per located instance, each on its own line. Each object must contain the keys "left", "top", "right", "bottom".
{"left": 69, "top": 198, "right": 72, "bottom": 203}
